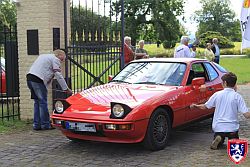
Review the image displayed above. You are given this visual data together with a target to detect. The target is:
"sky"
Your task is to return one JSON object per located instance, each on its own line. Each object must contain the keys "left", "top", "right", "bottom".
{"left": 183, "top": 0, "right": 242, "bottom": 34}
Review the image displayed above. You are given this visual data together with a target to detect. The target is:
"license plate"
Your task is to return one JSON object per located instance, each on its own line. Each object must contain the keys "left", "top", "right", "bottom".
{"left": 65, "top": 121, "right": 96, "bottom": 132}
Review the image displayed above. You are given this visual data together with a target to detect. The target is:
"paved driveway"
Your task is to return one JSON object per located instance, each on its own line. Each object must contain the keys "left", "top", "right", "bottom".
{"left": 0, "top": 85, "right": 249, "bottom": 167}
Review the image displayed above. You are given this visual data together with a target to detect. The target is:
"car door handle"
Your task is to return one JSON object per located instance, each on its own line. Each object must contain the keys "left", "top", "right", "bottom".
{"left": 208, "top": 87, "right": 214, "bottom": 91}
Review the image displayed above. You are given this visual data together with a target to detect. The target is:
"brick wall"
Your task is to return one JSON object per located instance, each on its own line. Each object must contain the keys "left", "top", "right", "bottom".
{"left": 17, "top": 0, "right": 70, "bottom": 119}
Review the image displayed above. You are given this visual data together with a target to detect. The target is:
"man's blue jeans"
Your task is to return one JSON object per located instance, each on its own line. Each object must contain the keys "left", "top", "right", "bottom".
{"left": 214, "top": 56, "right": 220, "bottom": 64}
{"left": 27, "top": 80, "right": 50, "bottom": 129}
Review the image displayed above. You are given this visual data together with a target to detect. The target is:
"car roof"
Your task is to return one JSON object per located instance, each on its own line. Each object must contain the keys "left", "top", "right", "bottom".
{"left": 131, "top": 58, "right": 208, "bottom": 63}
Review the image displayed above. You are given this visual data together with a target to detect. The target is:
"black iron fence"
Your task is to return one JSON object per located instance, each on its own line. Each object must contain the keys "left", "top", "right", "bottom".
{"left": 0, "top": 25, "right": 20, "bottom": 121}
{"left": 67, "top": 44, "right": 121, "bottom": 92}
{"left": 65, "top": 0, "right": 124, "bottom": 94}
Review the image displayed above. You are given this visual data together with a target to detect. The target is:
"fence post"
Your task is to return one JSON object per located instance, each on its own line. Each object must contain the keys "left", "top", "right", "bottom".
{"left": 17, "top": 0, "right": 70, "bottom": 120}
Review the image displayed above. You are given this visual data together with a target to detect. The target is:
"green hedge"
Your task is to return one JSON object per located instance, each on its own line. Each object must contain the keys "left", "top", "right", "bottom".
{"left": 198, "top": 31, "right": 234, "bottom": 48}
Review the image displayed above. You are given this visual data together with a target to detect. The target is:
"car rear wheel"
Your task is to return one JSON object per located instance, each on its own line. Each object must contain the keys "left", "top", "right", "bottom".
{"left": 143, "top": 108, "right": 171, "bottom": 151}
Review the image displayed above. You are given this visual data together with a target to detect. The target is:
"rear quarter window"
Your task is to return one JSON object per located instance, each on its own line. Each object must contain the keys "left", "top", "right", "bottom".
{"left": 213, "top": 63, "right": 228, "bottom": 73}
{"left": 204, "top": 63, "right": 219, "bottom": 81}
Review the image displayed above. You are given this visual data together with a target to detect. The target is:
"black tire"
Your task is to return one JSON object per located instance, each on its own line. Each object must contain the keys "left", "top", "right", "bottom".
{"left": 143, "top": 108, "right": 172, "bottom": 151}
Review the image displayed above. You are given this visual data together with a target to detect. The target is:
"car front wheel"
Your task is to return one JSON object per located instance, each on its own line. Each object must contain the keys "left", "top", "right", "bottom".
{"left": 143, "top": 108, "right": 171, "bottom": 151}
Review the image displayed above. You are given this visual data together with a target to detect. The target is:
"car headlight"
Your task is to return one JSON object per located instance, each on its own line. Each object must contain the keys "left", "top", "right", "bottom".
{"left": 110, "top": 102, "right": 132, "bottom": 119}
{"left": 54, "top": 100, "right": 70, "bottom": 114}
{"left": 113, "top": 104, "right": 125, "bottom": 118}
{"left": 55, "top": 101, "right": 64, "bottom": 113}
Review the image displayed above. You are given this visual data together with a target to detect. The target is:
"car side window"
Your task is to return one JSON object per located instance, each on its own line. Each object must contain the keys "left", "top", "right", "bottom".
{"left": 204, "top": 63, "right": 219, "bottom": 81}
{"left": 187, "top": 63, "right": 208, "bottom": 85}
{"left": 192, "top": 63, "right": 204, "bottom": 73}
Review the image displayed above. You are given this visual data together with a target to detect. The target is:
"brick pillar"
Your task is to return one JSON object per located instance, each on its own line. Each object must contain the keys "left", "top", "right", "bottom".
{"left": 17, "top": 0, "right": 70, "bottom": 120}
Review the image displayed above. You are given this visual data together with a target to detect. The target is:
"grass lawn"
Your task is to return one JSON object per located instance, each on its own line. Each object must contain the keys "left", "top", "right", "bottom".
{"left": 144, "top": 44, "right": 170, "bottom": 56}
{"left": 144, "top": 42, "right": 250, "bottom": 57}
{"left": 0, "top": 119, "right": 32, "bottom": 134}
{"left": 71, "top": 59, "right": 120, "bottom": 90}
{"left": 220, "top": 57, "right": 250, "bottom": 84}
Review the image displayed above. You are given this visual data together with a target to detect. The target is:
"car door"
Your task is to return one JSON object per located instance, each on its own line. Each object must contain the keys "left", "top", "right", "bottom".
{"left": 203, "top": 62, "right": 219, "bottom": 94}
{"left": 203, "top": 62, "right": 223, "bottom": 114}
{"left": 185, "top": 62, "right": 211, "bottom": 121}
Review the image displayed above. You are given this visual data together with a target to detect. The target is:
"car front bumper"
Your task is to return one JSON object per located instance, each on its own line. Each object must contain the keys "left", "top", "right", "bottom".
{"left": 51, "top": 116, "right": 149, "bottom": 143}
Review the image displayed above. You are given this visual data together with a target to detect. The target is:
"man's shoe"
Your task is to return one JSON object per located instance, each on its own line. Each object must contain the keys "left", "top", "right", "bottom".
{"left": 210, "top": 135, "right": 222, "bottom": 150}
{"left": 42, "top": 126, "right": 55, "bottom": 130}
{"left": 33, "top": 127, "right": 41, "bottom": 131}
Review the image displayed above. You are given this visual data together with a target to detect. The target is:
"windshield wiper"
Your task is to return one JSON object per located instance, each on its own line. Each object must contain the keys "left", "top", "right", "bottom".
{"left": 134, "top": 81, "right": 165, "bottom": 85}
{"left": 109, "top": 80, "right": 131, "bottom": 84}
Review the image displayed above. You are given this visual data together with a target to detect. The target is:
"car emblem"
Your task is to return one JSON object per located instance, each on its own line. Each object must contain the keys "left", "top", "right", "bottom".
{"left": 227, "top": 139, "right": 248, "bottom": 164}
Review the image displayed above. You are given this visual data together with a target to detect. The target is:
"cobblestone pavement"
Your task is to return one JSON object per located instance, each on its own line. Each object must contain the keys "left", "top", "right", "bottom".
{"left": 0, "top": 85, "right": 250, "bottom": 167}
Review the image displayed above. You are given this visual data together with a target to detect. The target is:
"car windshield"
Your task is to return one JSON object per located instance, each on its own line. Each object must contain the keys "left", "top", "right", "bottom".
{"left": 111, "top": 62, "right": 187, "bottom": 86}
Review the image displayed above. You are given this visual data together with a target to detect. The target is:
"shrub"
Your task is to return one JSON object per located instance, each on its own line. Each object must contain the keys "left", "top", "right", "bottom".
{"left": 195, "top": 50, "right": 205, "bottom": 58}
{"left": 198, "top": 31, "right": 234, "bottom": 48}
{"left": 243, "top": 49, "right": 250, "bottom": 57}
{"left": 220, "top": 48, "right": 241, "bottom": 55}
{"left": 162, "top": 40, "right": 176, "bottom": 49}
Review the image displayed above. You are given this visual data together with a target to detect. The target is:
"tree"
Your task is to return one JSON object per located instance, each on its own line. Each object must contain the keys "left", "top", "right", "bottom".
{"left": 0, "top": 0, "right": 16, "bottom": 43}
{"left": 194, "top": 0, "right": 240, "bottom": 41}
{"left": 71, "top": 6, "right": 112, "bottom": 46}
{"left": 0, "top": 0, "right": 16, "bottom": 28}
{"left": 228, "top": 19, "right": 242, "bottom": 42}
{"left": 137, "top": 24, "right": 157, "bottom": 43}
{"left": 112, "top": 0, "right": 185, "bottom": 45}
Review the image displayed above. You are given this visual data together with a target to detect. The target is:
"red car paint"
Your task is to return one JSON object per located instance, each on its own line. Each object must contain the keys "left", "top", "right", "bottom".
{"left": 51, "top": 58, "right": 227, "bottom": 146}
{"left": 0, "top": 66, "right": 6, "bottom": 94}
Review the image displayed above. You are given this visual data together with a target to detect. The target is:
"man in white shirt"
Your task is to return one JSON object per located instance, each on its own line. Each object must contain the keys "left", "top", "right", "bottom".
{"left": 174, "top": 36, "right": 191, "bottom": 58}
{"left": 191, "top": 72, "right": 250, "bottom": 150}
{"left": 27, "top": 49, "right": 72, "bottom": 130}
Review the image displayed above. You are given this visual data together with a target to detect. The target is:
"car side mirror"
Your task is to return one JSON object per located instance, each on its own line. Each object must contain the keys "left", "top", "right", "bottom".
{"left": 191, "top": 77, "right": 205, "bottom": 90}
{"left": 108, "top": 75, "right": 113, "bottom": 81}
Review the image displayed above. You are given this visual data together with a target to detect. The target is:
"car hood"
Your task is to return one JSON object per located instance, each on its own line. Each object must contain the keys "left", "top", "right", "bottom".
{"left": 66, "top": 83, "right": 176, "bottom": 109}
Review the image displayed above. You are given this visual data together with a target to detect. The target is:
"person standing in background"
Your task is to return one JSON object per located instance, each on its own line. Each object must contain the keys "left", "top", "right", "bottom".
{"left": 174, "top": 36, "right": 191, "bottom": 58}
{"left": 188, "top": 44, "right": 197, "bottom": 58}
{"left": 211, "top": 38, "right": 220, "bottom": 64}
{"left": 124, "top": 36, "right": 135, "bottom": 65}
{"left": 135, "top": 40, "right": 149, "bottom": 59}
{"left": 204, "top": 43, "right": 215, "bottom": 61}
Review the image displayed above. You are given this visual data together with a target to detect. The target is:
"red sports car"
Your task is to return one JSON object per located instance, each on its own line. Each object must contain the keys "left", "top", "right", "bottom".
{"left": 51, "top": 58, "right": 228, "bottom": 150}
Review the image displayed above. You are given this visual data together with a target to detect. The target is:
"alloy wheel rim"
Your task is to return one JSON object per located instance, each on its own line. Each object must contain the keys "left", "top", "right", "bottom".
{"left": 153, "top": 114, "right": 168, "bottom": 143}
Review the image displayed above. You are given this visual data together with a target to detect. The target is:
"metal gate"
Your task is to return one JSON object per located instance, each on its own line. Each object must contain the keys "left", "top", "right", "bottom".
{"left": 0, "top": 25, "right": 20, "bottom": 121}
{"left": 65, "top": 0, "right": 124, "bottom": 93}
